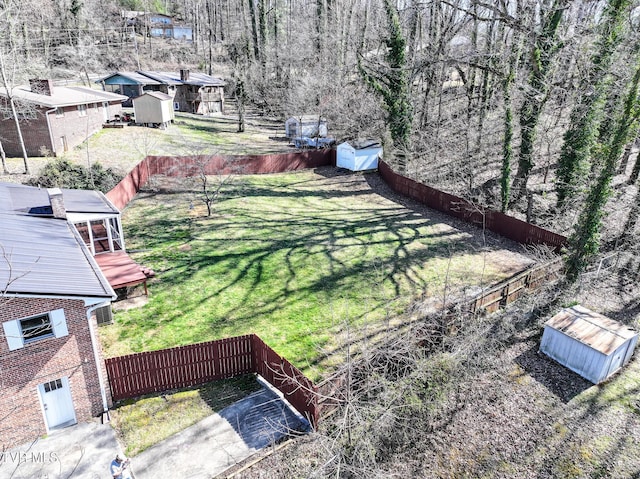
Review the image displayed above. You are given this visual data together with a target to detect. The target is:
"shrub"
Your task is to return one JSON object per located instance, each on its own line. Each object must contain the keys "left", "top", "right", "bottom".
{"left": 26, "top": 159, "right": 123, "bottom": 193}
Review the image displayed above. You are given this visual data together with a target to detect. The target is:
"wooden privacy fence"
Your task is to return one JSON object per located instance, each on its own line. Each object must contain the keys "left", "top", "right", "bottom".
{"left": 105, "top": 334, "right": 319, "bottom": 428}
{"left": 106, "top": 151, "right": 565, "bottom": 253}
{"left": 378, "top": 161, "right": 567, "bottom": 251}
{"left": 465, "top": 257, "right": 564, "bottom": 314}
{"left": 106, "top": 150, "right": 335, "bottom": 210}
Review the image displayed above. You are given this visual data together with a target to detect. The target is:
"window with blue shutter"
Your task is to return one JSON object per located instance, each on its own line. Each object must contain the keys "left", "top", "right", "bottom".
{"left": 2, "top": 308, "right": 68, "bottom": 351}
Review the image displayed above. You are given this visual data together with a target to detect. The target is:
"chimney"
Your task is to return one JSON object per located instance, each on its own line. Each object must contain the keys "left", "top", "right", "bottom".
{"left": 179, "top": 69, "right": 190, "bottom": 81}
{"left": 29, "top": 79, "right": 54, "bottom": 96}
{"left": 47, "top": 188, "right": 66, "bottom": 219}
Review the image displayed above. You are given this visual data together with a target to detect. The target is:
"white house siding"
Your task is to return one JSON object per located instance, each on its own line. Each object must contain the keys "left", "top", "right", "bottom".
{"left": 133, "top": 93, "right": 173, "bottom": 125}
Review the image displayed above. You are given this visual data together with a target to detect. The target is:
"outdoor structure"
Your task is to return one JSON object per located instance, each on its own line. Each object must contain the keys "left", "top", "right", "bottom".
{"left": 285, "top": 115, "right": 328, "bottom": 139}
{"left": 336, "top": 140, "right": 383, "bottom": 171}
{"left": 0, "top": 79, "right": 127, "bottom": 157}
{"left": 124, "top": 11, "right": 194, "bottom": 41}
{"left": 0, "top": 184, "right": 116, "bottom": 447}
{"left": 97, "top": 70, "right": 225, "bottom": 114}
{"left": 133, "top": 91, "right": 174, "bottom": 128}
{"left": 539, "top": 305, "right": 638, "bottom": 384}
{"left": 0, "top": 181, "right": 155, "bottom": 447}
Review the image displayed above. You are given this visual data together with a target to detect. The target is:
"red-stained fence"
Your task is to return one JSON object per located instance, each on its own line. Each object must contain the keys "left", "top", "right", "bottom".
{"left": 251, "top": 335, "right": 319, "bottom": 428}
{"left": 105, "top": 334, "right": 319, "bottom": 428}
{"left": 378, "top": 161, "right": 567, "bottom": 251}
{"left": 107, "top": 150, "right": 335, "bottom": 210}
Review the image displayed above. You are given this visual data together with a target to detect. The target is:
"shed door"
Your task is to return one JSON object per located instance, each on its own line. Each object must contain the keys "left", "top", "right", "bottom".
{"left": 38, "top": 377, "right": 76, "bottom": 430}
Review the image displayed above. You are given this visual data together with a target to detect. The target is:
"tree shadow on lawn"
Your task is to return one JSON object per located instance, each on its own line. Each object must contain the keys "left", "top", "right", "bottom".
{"left": 357, "top": 169, "right": 532, "bottom": 255}
{"left": 117, "top": 172, "right": 533, "bottom": 367}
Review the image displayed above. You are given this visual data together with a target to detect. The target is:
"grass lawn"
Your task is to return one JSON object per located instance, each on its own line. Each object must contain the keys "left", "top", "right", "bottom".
{"left": 0, "top": 110, "right": 289, "bottom": 181}
{"left": 110, "top": 374, "right": 262, "bottom": 456}
{"left": 99, "top": 168, "right": 533, "bottom": 379}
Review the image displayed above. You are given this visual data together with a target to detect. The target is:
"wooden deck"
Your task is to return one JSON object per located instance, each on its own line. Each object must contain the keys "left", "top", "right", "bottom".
{"left": 94, "top": 251, "right": 154, "bottom": 291}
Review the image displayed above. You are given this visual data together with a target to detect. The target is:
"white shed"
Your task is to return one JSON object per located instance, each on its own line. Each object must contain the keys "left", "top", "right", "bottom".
{"left": 133, "top": 91, "right": 174, "bottom": 128}
{"left": 336, "top": 140, "right": 383, "bottom": 171}
{"left": 285, "top": 115, "right": 328, "bottom": 139}
{"left": 539, "top": 305, "right": 638, "bottom": 384}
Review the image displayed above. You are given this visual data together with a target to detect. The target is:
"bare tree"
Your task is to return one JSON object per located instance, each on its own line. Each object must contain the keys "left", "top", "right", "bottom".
{"left": 187, "top": 155, "right": 243, "bottom": 217}
{"left": 0, "top": 2, "right": 30, "bottom": 174}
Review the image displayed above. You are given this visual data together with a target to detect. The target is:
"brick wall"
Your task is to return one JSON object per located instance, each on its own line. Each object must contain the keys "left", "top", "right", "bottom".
{"left": 0, "top": 105, "right": 53, "bottom": 157}
{"left": 0, "top": 298, "right": 105, "bottom": 448}
{"left": 0, "top": 99, "right": 122, "bottom": 157}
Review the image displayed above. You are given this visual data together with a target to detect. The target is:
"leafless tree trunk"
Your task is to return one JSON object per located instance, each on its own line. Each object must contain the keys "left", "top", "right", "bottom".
{"left": 0, "top": 139, "right": 8, "bottom": 174}
{"left": 0, "top": 52, "right": 29, "bottom": 174}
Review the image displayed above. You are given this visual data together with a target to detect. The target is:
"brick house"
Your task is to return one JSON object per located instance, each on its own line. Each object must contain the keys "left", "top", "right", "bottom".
{"left": 0, "top": 182, "right": 150, "bottom": 448}
{"left": 98, "top": 69, "right": 225, "bottom": 114}
{"left": 0, "top": 79, "right": 127, "bottom": 157}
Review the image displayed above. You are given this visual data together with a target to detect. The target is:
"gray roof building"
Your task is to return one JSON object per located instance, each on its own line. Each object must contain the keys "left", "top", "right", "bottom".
{"left": 0, "top": 80, "right": 127, "bottom": 157}
{"left": 0, "top": 213, "right": 114, "bottom": 299}
{"left": 96, "top": 69, "right": 226, "bottom": 114}
{"left": 0, "top": 182, "right": 119, "bottom": 300}
{"left": 0, "top": 83, "right": 127, "bottom": 108}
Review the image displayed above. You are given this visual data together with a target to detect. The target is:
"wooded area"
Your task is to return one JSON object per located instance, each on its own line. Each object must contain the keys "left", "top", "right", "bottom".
{"left": 2, "top": 1, "right": 640, "bottom": 476}
{"left": 3, "top": 0, "right": 640, "bottom": 280}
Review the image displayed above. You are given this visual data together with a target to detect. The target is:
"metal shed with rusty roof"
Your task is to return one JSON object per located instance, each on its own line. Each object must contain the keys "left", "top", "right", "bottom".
{"left": 539, "top": 305, "right": 638, "bottom": 384}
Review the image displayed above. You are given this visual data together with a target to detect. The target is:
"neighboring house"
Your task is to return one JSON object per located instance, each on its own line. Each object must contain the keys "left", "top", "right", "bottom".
{"left": 0, "top": 79, "right": 127, "bottom": 157}
{"left": 0, "top": 182, "right": 151, "bottom": 448}
{"left": 125, "top": 11, "right": 193, "bottom": 41}
{"left": 97, "top": 71, "right": 166, "bottom": 107}
{"left": 133, "top": 91, "right": 174, "bottom": 128}
{"left": 97, "top": 70, "right": 225, "bottom": 114}
{"left": 142, "top": 70, "right": 225, "bottom": 114}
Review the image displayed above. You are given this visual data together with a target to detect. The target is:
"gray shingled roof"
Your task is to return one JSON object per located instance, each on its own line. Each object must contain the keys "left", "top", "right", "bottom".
{"left": 96, "top": 71, "right": 163, "bottom": 85}
{"left": 0, "top": 213, "right": 115, "bottom": 298}
{"left": 138, "top": 70, "right": 226, "bottom": 87}
{"left": 0, "top": 85, "right": 127, "bottom": 108}
{"left": 0, "top": 183, "right": 116, "bottom": 299}
{"left": 0, "top": 182, "right": 118, "bottom": 215}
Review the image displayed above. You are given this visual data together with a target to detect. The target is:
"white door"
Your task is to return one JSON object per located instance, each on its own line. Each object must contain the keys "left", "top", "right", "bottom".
{"left": 38, "top": 377, "right": 77, "bottom": 430}
{"left": 102, "top": 102, "right": 109, "bottom": 122}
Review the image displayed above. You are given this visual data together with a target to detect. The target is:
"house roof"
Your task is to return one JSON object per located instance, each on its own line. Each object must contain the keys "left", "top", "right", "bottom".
{"left": 0, "top": 182, "right": 119, "bottom": 216}
{"left": 0, "top": 212, "right": 115, "bottom": 299}
{"left": 96, "top": 71, "right": 164, "bottom": 85}
{"left": 138, "top": 70, "right": 225, "bottom": 87}
{"left": 0, "top": 85, "right": 127, "bottom": 108}
{"left": 0, "top": 182, "right": 117, "bottom": 299}
{"left": 545, "top": 305, "right": 638, "bottom": 355}
{"left": 96, "top": 70, "right": 225, "bottom": 88}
